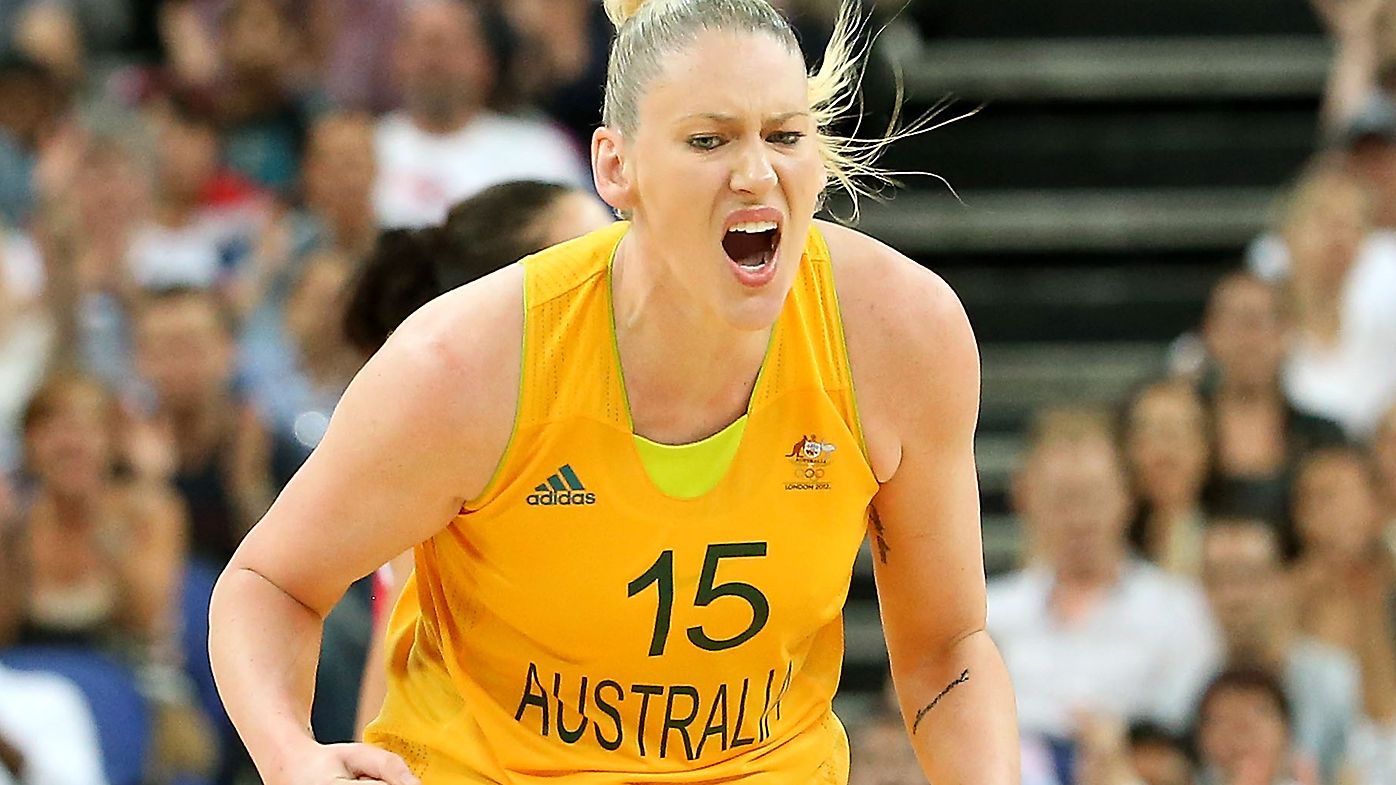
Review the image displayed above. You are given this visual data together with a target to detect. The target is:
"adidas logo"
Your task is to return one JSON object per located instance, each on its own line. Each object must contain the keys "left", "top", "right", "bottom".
{"left": 526, "top": 464, "right": 597, "bottom": 506}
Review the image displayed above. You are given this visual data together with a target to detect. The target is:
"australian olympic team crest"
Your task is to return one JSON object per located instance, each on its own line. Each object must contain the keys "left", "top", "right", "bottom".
{"left": 784, "top": 434, "right": 836, "bottom": 491}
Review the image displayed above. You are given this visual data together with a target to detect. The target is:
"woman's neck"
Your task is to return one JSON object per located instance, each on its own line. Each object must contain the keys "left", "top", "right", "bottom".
{"left": 610, "top": 230, "right": 771, "bottom": 443}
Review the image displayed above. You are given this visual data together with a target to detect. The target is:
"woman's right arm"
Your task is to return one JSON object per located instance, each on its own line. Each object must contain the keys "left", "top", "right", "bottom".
{"left": 208, "top": 275, "right": 520, "bottom": 785}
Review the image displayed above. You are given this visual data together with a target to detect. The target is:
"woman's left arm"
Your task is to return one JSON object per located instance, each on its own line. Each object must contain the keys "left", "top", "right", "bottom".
{"left": 860, "top": 257, "right": 1020, "bottom": 785}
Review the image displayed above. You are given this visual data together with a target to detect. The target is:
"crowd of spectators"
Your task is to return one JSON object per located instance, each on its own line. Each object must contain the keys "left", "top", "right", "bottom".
{"left": 847, "top": 2, "right": 1396, "bottom": 783}
{"left": 1, "top": 2, "right": 1395, "bottom": 785}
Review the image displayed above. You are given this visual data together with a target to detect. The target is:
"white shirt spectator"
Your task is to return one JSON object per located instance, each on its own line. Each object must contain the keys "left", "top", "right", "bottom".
{"left": 988, "top": 560, "right": 1222, "bottom": 739}
{"left": 0, "top": 663, "right": 107, "bottom": 785}
{"left": 1247, "top": 229, "right": 1396, "bottom": 439}
{"left": 373, "top": 110, "right": 590, "bottom": 229}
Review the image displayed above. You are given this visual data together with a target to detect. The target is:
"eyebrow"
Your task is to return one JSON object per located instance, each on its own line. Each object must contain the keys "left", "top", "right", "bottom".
{"left": 680, "top": 111, "right": 812, "bottom": 124}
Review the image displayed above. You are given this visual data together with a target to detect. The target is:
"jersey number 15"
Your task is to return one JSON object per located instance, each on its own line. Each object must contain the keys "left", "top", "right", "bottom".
{"left": 627, "top": 542, "right": 770, "bottom": 657}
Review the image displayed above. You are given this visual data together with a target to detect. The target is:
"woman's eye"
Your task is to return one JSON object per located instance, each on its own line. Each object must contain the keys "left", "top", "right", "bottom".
{"left": 688, "top": 135, "right": 723, "bottom": 151}
{"left": 768, "top": 131, "right": 806, "bottom": 145}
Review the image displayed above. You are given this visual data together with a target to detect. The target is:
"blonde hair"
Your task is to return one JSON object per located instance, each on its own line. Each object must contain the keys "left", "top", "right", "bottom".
{"left": 602, "top": 0, "right": 955, "bottom": 219}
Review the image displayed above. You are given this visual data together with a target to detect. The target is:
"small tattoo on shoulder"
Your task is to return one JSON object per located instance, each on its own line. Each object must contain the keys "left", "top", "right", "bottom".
{"left": 911, "top": 669, "right": 970, "bottom": 734}
{"left": 870, "top": 507, "right": 891, "bottom": 565}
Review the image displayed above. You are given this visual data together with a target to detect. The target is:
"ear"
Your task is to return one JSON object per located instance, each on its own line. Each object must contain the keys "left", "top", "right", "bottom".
{"left": 592, "top": 126, "right": 635, "bottom": 216}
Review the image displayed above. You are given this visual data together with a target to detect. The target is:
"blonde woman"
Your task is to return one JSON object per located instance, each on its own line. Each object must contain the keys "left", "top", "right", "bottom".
{"left": 208, "top": 0, "right": 1020, "bottom": 783}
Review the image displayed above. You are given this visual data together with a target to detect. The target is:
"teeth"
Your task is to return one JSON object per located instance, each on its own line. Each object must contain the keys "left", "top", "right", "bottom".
{"left": 728, "top": 221, "right": 778, "bottom": 233}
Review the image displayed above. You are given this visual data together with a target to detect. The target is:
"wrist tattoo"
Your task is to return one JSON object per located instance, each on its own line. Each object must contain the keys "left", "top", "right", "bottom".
{"left": 911, "top": 669, "right": 971, "bottom": 734}
{"left": 870, "top": 507, "right": 891, "bottom": 565}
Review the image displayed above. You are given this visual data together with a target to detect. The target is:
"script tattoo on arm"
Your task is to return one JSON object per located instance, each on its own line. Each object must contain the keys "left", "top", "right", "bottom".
{"left": 910, "top": 669, "right": 971, "bottom": 734}
{"left": 870, "top": 507, "right": 891, "bottom": 565}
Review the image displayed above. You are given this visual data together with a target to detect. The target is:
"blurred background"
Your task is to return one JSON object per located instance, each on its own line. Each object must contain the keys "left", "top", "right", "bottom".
{"left": 0, "top": 1, "right": 1393, "bottom": 785}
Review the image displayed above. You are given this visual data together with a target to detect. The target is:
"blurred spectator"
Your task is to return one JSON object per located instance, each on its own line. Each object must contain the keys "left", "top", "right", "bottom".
{"left": 306, "top": 0, "right": 401, "bottom": 113}
{"left": 292, "top": 108, "right": 378, "bottom": 263}
{"left": 0, "top": 56, "right": 68, "bottom": 227}
{"left": 1201, "top": 518, "right": 1357, "bottom": 782}
{"left": 1290, "top": 446, "right": 1396, "bottom": 652}
{"left": 1193, "top": 668, "right": 1314, "bottom": 785}
{"left": 1312, "top": 0, "right": 1387, "bottom": 134}
{"left": 15, "top": 373, "right": 185, "bottom": 651}
{"left": 500, "top": 0, "right": 610, "bottom": 147}
{"left": 203, "top": 0, "right": 318, "bottom": 195}
{"left": 1269, "top": 163, "right": 1396, "bottom": 440}
{"left": 12, "top": 373, "right": 221, "bottom": 783}
{"left": 130, "top": 287, "right": 296, "bottom": 567}
{"left": 0, "top": 2, "right": 82, "bottom": 84}
{"left": 234, "top": 110, "right": 377, "bottom": 317}
{"left": 126, "top": 96, "right": 267, "bottom": 290}
{"left": 1126, "top": 723, "right": 1195, "bottom": 785}
{"left": 1198, "top": 272, "right": 1346, "bottom": 537}
{"left": 373, "top": 0, "right": 589, "bottom": 228}
{"left": 1287, "top": 446, "right": 1396, "bottom": 785}
{"left": 0, "top": 520, "right": 108, "bottom": 785}
{"left": 1122, "top": 379, "right": 1212, "bottom": 576}
{"left": 2, "top": 0, "right": 167, "bottom": 83}
{"left": 31, "top": 129, "right": 153, "bottom": 391}
{"left": 239, "top": 250, "right": 358, "bottom": 458}
{"left": 991, "top": 408, "right": 1221, "bottom": 741}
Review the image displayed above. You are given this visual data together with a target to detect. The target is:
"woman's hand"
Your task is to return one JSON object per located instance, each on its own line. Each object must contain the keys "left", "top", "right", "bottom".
{"left": 277, "top": 742, "right": 421, "bottom": 785}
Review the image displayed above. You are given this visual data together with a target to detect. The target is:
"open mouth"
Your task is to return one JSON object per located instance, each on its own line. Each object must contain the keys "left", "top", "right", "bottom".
{"left": 722, "top": 221, "right": 781, "bottom": 290}
{"left": 722, "top": 221, "right": 779, "bottom": 267}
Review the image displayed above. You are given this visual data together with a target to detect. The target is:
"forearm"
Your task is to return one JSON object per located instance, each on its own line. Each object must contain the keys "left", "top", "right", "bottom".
{"left": 893, "top": 629, "right": 1020, "bottom": 785}
{"left": 209, "top": 566, "right": 329, "bottom": 776}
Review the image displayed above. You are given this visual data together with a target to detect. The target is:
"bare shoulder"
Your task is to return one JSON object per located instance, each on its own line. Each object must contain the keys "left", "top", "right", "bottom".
{"left": 344, "top": 262, "right": 524, "bottom": 500}
{"left": 817, "top": 220, "right": 972, "bottom": 347}
{"left": 382, "top": 262, "right": 522, "bottom": 370}
{"left": 817, "top": 221, "right": 981, "bottom": 479}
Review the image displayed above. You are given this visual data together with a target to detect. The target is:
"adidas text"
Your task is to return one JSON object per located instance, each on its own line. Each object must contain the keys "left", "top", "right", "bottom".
{"left": 526, "top": 490, "right": 597, "bottom": 506}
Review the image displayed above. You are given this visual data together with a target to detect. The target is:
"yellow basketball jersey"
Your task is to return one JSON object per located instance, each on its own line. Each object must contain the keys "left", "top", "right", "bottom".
{"left": 365, "top": 222, "right": 878, "bottom": 783}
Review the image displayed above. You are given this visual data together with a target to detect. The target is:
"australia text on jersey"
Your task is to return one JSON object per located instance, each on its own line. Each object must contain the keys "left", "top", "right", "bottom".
{"left": 514, "top": 660, "right": 795, "bottom": 760}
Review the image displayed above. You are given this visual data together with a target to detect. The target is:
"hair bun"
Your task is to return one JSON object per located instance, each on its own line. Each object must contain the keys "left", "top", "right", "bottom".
{"left": 603, "top": 0, "right": 654, "bottom": 27}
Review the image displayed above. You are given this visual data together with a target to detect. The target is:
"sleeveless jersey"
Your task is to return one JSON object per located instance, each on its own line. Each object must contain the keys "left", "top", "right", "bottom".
{"left": 365, "top": 221, "right": 879, "bottom": 783}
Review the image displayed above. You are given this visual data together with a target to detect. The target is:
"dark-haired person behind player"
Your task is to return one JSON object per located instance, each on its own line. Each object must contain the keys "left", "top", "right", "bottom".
{"left": 343, "top": 180, "right": 613, "bottom": 356}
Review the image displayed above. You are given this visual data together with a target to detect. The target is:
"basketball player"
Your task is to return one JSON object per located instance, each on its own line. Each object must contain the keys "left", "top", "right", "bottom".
{"left": 208, "top": 1, "right": 1021, "bottom": 783}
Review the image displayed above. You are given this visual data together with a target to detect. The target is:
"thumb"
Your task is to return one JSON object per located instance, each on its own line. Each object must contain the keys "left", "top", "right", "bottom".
{"left": 338, "top": 744, "right": 421, "bottom": 785}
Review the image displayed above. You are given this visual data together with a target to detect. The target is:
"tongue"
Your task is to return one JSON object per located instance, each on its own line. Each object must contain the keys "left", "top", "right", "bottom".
{"left": 724, "top": 230, "right": 774, "bottom": 266}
